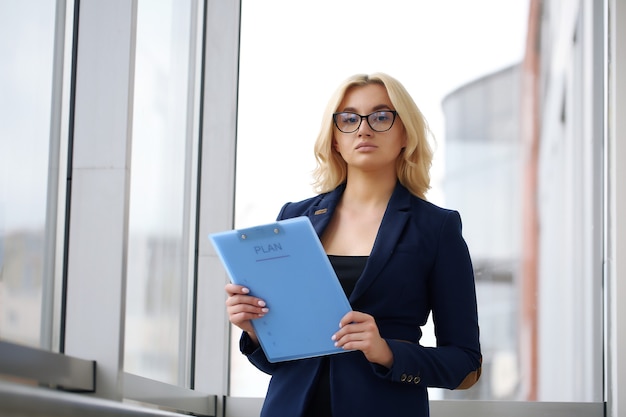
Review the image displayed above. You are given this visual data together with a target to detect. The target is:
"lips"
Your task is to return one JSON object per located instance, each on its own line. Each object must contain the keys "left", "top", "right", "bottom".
{"left": 356, "top": 142, "right": 377, "bottom": 150}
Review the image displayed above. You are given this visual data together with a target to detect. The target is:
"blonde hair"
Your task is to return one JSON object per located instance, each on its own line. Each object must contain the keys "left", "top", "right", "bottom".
{"left": 312, "top": 73, "right": 434, "bottom": 199}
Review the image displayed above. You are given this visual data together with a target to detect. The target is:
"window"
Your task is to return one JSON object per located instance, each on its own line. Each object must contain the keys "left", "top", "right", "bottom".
{"left": 233, "top": 0, "right": 536, "bottom": 400}
{"left": 0, "top": 0, "right": 67, "bottom": 352}
{"left": 125, "top": 0, "right": 204, "bottom": 386}
{"left": 0, "top": 1, "right": 237, "bottom": 414}
{"left": 232, "top": 0, "right": 605, "bottom": 413}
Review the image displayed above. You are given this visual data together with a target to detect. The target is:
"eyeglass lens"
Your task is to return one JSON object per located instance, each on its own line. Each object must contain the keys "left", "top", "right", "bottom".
{"left": 333, "top": 111, "right": 396, "bottom": 133}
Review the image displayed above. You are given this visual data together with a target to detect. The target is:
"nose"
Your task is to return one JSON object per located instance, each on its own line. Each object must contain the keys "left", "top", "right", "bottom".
{"left": 357, "top": 115, "right": 373, "bottom": 136}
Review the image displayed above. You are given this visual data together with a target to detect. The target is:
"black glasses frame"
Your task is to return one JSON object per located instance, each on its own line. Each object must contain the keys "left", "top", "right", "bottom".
{"left": 332, "top": 110, "right": 398, "bottom": 133}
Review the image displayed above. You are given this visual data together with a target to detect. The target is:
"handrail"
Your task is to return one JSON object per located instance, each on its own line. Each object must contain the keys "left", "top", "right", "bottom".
{"left": 124, "top": 372, "right": 216, "bottom": 416}
{"left": 0, "top": 341, "right": 217, "bottom": 416}
{"left": 0, "top": 381, "right": 188, "bottom": 417}
{"left": 0, "top": 340, "right": 94, "bottom": 392}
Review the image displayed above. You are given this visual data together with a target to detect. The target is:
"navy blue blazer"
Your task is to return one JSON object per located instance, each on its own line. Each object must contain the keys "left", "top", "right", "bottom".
{"left": 240, "top": 182, "right": 482, "bottom": 417}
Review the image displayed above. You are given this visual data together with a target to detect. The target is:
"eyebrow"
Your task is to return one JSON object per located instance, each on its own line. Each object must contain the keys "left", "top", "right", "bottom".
{"left": 340, "top": 104, "right": 395, "bottom": 113}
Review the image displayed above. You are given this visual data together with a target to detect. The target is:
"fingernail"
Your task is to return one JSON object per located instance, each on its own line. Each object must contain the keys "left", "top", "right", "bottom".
{"left": 331, "top": 335, "right": 336, "bottom": 341}
{"left": 242, "top": 287, "right": 250, "bottom": 294}
{"left": 258, "top": 300, "right": 266, "bottom": 307}
{"left": 261, "top": 308, "right": 269, "bottom": 313}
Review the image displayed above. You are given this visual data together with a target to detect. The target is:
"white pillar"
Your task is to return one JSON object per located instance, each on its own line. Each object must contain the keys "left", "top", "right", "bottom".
{"left": 606, "top": 0, "right": 626, "bottom": 415}
{"left": 63, "top": 0, "right": 137, "bottom": 401}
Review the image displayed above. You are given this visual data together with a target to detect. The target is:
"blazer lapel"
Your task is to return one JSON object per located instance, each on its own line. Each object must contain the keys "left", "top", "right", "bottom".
{"left": 301, "top": 182, "right": 412, "bottom": 303}
{"left": 306, "top": 184, "right": 345, "bottom": 236}
{"left": 349, "top": 183, "right": 411, "bottom": 303}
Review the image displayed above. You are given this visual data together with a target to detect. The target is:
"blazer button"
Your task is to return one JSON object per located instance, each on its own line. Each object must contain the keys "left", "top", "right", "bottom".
{"left": 414, "top": 376, "right": 421, "bottom": 384}
{"left": 407, "top": 375, "right": 413, "bottom": 383}
{"left": 401, "top": 374, "right": 407, "bottom": 382}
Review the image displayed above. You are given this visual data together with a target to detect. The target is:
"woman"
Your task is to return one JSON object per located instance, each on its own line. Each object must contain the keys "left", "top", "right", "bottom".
{"left": 225, "top": 73, "right": 482, "bottom": 417}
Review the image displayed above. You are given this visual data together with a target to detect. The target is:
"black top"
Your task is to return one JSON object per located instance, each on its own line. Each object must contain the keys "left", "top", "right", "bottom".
{"left": 330, "top": 255, "right": 367, "bottom": 298}
{"left": 303, "top": 255, "right": 368, "bottom": 417}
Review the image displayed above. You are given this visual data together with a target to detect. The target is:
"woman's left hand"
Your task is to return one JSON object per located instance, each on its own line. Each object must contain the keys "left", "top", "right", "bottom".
{"left": 332, "top": 311, "right": 394, "bottom": 368}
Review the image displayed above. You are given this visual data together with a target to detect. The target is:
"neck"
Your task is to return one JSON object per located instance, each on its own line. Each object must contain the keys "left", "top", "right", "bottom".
{"left": 342, "top": 170, "right": 397, "bottom": 207}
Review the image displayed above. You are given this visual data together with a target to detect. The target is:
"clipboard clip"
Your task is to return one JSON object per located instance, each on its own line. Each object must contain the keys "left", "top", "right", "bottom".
{"left": 237, "top": 223, "right": 283, "bottom": 241}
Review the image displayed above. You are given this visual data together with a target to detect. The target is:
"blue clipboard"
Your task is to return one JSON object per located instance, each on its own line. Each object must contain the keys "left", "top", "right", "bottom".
{"left": 209, "top": 216, "right": 353, "bottom": 362}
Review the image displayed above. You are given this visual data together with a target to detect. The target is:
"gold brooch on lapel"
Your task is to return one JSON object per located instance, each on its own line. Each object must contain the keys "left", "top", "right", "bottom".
{"left": 314, "top": 208, "right": 328, "bottom": 215}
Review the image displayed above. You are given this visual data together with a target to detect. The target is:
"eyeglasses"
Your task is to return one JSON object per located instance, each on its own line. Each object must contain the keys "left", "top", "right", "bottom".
{"left": 332, "top": 110, "right": 398, "bottom": 133}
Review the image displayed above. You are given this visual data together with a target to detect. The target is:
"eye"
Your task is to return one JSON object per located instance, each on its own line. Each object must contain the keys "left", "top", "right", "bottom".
{"left": 340, "top": 113, "right": 359, "bottom": 124}
{"left": 373, "top": 111, "right": 392, "bottom": 122}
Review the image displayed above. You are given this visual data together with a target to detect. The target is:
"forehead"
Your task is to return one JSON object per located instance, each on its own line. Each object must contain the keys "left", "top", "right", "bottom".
{"left": 338, "top": 83, "right": 393, "bottom": 111}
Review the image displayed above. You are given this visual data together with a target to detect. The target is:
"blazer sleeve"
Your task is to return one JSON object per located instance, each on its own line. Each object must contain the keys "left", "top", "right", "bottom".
{"left": 238, "top": 332, "right": 281, "bottom": 375}
{"left": 374, "top": 210, "right": 482, "bottom": 390}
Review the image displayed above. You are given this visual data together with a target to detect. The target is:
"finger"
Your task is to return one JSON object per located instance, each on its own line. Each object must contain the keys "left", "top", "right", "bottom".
{"left": 333, "top": 331, "right": 367, "bottom": 350}
{"left": 333, "top": 320, "right": 354, "bottom": 341}
{"left": 227, "top": 305, "right": 269, "bottom": 327}
{"left": 332, "top": 320, "right": 379, "bottom": 346}
{"left": 227, "top": 301, "right": 268, "bottom": 314}
{"left": 225, "top": 294, "right": 268, "bottom": 311}
{"left": 228, "top": 311, "right": 259, "bottom": 334}
{"left": 228, "top": 307, "right": 267, "bottom": 321}
{"left": 339, "top": 310, "right": 371, "bottom": 328}
{"left": 339, "top": 311, "right": 357, "bottom": 327}
{"left": 225, "top": 283, "right": 251, "bottom": 296}
{"left": 332, "top": 324, "right": 361, "bottom": 345}
{"left": 336, "top": 318, "right": 371, "bottom": 337}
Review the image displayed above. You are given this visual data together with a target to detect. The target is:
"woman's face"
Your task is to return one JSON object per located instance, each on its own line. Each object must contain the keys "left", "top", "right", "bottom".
{"left": 333, "top": 83, "right": 406, "bottom": 174}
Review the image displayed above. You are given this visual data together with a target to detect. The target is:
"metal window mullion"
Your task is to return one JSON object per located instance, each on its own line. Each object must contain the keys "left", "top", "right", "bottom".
{"left": 177, "top": 0, "right": 204, "bottom": 389}
{"left": 41, "top": 0, "right": 71, "bottom": 352}
{"left": 194, "top": 0, "right": 242, "bottom": 401}
{"left": 187, "top": 0, "right": 207, "bottom": 391}
{"left": 63, "top": 0, "right": 137, "bottom": 401}
{"left": 606, "top": 1, "right": 626, "bottom": 416}
{"left": 583, "top": 0, "right": 607, "bottom": 404}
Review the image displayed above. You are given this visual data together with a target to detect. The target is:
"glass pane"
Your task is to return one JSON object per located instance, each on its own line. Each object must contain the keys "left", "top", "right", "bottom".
{"left": 234, "top": 0, "right": 600, "bottom": 404}
{"left": 0, "top": 1, "right": 60, "bottom": 349}
{"left": 441, "top": 65, "right": 523, "bottom": 401}
{"left": 234, "top": 0, "right": 530, "bottom": 398}
{"left": 125, "top": 0, "right": 201, "bottom": 386}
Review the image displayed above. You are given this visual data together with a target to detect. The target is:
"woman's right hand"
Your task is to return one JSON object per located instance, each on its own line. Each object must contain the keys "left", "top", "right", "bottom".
{"left": 224, "top": 283, "right": 268, "bottom": 345}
